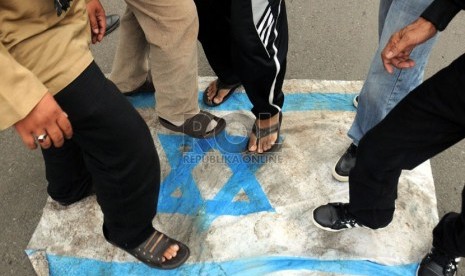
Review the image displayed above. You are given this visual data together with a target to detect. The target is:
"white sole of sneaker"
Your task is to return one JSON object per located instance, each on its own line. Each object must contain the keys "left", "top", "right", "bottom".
{"left": 353, "top": 95, "right": 358, "bottom": 108}
{"left": 331, "top": 164, "right": 349, "bottom": 182}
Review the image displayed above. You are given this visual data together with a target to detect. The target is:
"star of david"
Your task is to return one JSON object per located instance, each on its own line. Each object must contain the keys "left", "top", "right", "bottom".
{"left": 157, "top": 131, "right": 275, "bottom": 231}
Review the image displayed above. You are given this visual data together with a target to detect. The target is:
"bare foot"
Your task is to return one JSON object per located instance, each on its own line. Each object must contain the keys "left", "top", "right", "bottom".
{"left": 206, "top": 80, "right": 235, "bottom": 105}
{"left": 248, "top": 112, "right": 281, "bottom": 153}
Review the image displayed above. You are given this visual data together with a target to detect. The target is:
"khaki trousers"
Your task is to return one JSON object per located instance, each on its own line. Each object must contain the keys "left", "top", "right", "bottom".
{"left": 110, "top": 0, "right": 200, "bottom": 122}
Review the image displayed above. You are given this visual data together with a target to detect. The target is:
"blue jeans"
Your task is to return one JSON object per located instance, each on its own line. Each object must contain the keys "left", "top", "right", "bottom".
{"left": 348, "top": 0, "right": 438, "bottom": 145}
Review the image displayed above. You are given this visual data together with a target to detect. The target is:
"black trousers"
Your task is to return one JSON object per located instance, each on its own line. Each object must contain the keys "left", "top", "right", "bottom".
{"left": 195, "top": 0, "right": 288, "bottom": 118}
{"left": 41, "top": 62, "right": 160, "bottom": 249}
{"left": 348, "top": 54, "right": 465, "bottom": 257}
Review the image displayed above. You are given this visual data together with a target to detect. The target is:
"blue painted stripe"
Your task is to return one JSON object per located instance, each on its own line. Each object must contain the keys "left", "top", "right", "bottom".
{"left": 25, "top": 252, "right": 418, "bottom": 276}
{"left": 126, "top": 92, "right": 357, "bottom": 112}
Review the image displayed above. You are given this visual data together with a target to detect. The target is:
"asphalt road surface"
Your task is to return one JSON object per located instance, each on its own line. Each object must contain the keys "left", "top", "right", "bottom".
{"left": 1, "top": 1, "right": 465, "bottom": 275}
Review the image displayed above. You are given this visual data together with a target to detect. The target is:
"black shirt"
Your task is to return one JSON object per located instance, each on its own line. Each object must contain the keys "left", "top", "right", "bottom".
{"left": 421, "top": 0, "right": 465, "bottom": 31}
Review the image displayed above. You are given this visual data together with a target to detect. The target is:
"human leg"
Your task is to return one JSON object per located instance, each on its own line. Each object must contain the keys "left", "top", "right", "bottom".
{"left": 230, "top": 0, "right": 288, "bottom": 152}
{"left": 416, "top": 186, "right": 465, "bottom": 275}
{"left": 333, "top": 0, "right": 438, "bottom": 181}
{"left": 417, "top": 185, "right": 464, "bottom": 275}
{"left": 126, "top": 0, "right": 199, "bottom": 122}
{"left": 54, "top": 62, "right": 189, "bottom": 268}
{"left": 231, "top": 0, "right": 287, "bottom": 118}
{"left": 432, "top": 186, "right": 465, "bottom": 258}
{"left": 110, "top": 6, "right": 150, "bottom": 93}
{"left": 195, "top": 0, "right": 240, "bottom": 85}
{"left": 348, "top": 0, "right": 437, "bottom": 146}
{"left": 315, "top": 54, "right": 465, "bottom": 231}
{"left": 195, "top": 0, "right": 242, "bottom": 106}
{"left": 126, "top": 0, "right": 225, "bottom": 138}
{"left": 56, "top": 62, "right": 158, "bottom": 247}
{"left": 349, "top": 54, "right": 465, "bottom": 228}
{"left": 42, "top": 139, "right": 93, "bottom": 206}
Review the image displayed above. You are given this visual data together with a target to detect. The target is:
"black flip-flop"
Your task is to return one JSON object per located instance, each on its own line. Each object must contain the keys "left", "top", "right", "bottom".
{"left": 203, "top": 79, "right": 241, "bottom": 107}
{"left": 105, "top": 229, "right": 190, "bottom": 270}
{"left": 159, "top": 111, "right": 226, "bottom": 139}
{"left": 247, "top": 111, "right": 283, "bottom": 154}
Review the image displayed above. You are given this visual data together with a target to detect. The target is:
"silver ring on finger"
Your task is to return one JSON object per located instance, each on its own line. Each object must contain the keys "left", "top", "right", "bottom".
{"left": 37, "top": 133, "right": 48, "bottom": 143}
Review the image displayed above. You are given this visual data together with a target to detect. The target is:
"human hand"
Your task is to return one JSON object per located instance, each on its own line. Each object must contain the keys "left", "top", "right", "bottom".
{"left": 14, "top": 93, "right": 73, "bottom": 150}
{"left": 86, "top": 0, "right": 106, "bottom": 44}
{"left": 381, "top": 18, "right": 437, "bottom": 74}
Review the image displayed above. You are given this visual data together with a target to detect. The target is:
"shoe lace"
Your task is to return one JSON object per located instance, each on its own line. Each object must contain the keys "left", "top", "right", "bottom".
{"left": 444, "top": 259, "right": 459, "bottom": 275}
{"left": 336, "top": 204, "right": 363, "bottom": 228}
{"left": 429, "top": 249, "right": 460, "bottom": 275}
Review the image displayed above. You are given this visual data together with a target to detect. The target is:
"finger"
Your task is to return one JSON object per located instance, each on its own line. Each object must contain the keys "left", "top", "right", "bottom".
{"left": 381, "top": 52, "right": 395, "bottom": 73}
{"left": 36, "top": 132, "right": 52, "bottom": 150}
{"left": 396, "top": 59, "right": 416, "bottom": 69}
{"left": 56, "top": 112, "right": 73, "bottom": 139}
{"left": 46, "top": 125, "right": 65, "bottom": 148}
{"left": 381, "top": 41, "right": 399, "bottom": 74}
{"left": 97, "top": 13, "right": 106, "bottom": 42}
{"left": 383, "top": 61, "right": 394, "bottom": 74}
{"left": 389, "top": 56, "right": 412, "bottom": 69}
{"left": 88, "top": 12, "right": 99, "bottom": 44}
{"left": 382, "top": 52, "right": 411, "bottom": 73}
{"left": 88, "top": 12, "right": 100, "bottom": 36}
{"left": 381, "top": 33, "right": 400, "bottom": 58}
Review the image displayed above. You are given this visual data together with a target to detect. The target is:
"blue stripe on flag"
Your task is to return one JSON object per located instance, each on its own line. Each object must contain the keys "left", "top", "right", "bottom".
{"left": 126, "top": 92, "right": 357, "bottom": 112}
{"left": 26, "top": 252, "right": 417, "bottom": 276}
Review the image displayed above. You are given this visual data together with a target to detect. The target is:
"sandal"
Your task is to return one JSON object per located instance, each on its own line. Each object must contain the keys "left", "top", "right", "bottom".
{"left": 159, "top": 110, "right": 226, "bottom": 139}
{"left": 106, "top": 229, "right": 190, "bottom": 270}
{"left": 248, "top": 111, "right": 283, "bottom": 153}
{"left": 202, "top": 79, "right": 241, "bottom": 107}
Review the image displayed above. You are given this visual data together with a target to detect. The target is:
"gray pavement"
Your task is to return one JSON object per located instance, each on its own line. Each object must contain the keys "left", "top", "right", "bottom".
{"left": 1, "top": 1, "right": 465, "bottom": 275}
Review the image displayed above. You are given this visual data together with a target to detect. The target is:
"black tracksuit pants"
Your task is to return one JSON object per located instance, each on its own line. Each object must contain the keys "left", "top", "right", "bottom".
{"left": 195, "top": 0, "right": 288, "bottom": 118}
{"left": 41, "top": 62, "right": 160, "bottom": 249}
{"left": 348, "top": 54, "right": 465, "bottom": 257}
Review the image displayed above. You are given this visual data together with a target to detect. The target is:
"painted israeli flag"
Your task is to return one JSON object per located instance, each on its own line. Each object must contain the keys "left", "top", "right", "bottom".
{"left": 26, "top": 78, "right": 437, "bottom": 276}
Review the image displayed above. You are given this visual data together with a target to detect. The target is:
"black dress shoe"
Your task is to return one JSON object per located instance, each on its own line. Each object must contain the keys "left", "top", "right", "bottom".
{"left": 104, "top": 14, "right": 120, "bottom": 36}
{"left": 123, "top": 81, "right": 156, "bottom": 96}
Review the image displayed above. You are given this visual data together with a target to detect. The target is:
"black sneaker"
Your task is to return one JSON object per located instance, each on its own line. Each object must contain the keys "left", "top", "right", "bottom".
{"left": 417, "top": 248, "right": 460, "bottom": 276}
{"left": 312, "top": 203, "right": 365, "bottom": 232}
{"left": 332, "top": 143, "right": 357, "bottom": 182}
{"left": 353, "top": 95, "right": 359, "bottom": 108}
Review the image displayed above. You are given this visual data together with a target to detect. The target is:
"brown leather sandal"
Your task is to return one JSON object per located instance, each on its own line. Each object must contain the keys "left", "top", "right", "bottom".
{"left": 159, "top": 110, "right": 226, "bottom": 139}
{"left": 107, "top": 229, "right": 190, "bottom": 270}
